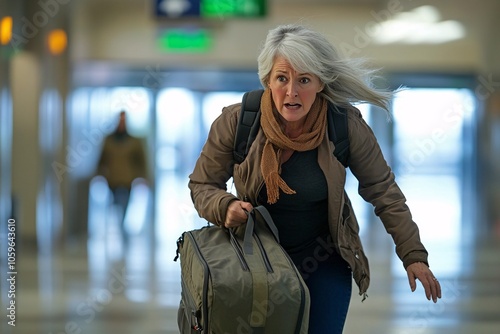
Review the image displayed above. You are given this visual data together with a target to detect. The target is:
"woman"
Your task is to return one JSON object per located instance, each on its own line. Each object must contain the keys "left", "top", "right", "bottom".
{"left": 188, "top": 24, "right": 441, "bottom": 333}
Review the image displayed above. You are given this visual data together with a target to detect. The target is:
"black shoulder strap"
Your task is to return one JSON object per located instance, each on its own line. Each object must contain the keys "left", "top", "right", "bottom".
{"left": 234, "top": 89, "right": 350, "bottom": 167}
{"left": 327, "top": 104, "right": 350, "bottom": 167}
{"left": 233, "top": 89, "right": 264, "bottom": 164}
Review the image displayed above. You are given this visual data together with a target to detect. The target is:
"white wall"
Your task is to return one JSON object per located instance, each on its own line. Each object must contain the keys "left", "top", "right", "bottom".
{"left": 70, "top": 0, "right": 500, "bottom": 72}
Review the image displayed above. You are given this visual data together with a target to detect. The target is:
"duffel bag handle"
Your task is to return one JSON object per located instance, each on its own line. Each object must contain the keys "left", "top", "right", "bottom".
{"left": 243, "top": 205, "right": 280, "bottom": 255}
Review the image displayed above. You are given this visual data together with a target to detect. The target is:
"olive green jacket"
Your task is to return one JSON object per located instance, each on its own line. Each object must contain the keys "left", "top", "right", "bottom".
{"left": 97, "top": 133, "right": 147, "bottom": 189}
{"left": 188, "top": 102, "right": 428, "bottom": 297}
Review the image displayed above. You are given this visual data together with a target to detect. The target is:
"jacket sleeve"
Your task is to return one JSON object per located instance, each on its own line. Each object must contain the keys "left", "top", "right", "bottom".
{"left": 347, "top": 109, "right": 429, "bottom": 269}
{"left": 188, "top": 104, "right": 241, "bottom": 226}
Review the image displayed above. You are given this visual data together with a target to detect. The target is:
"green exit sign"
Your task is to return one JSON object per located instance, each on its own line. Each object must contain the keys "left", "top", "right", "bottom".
{"left": 201, "top": 0, "right": 267, "bottom": 18}
{"left": 157, "top": 29, "right": 212, "bottom": 53}
{"left": 155, "top": 0, "right": 266, "bottom": 19}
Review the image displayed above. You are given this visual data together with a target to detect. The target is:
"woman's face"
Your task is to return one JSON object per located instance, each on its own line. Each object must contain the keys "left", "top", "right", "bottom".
{"left": 268, "top": 56, "right": 324, "bottom": 124}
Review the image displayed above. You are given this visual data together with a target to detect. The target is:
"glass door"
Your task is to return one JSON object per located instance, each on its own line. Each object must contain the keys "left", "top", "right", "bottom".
{"left": 390, "top": 88, "right": 475, "bottom": 277}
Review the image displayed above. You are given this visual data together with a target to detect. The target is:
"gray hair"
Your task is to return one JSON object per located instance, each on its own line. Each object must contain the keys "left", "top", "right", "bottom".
{"left": 257, "top": 24, "right": 393, "bottom": 111}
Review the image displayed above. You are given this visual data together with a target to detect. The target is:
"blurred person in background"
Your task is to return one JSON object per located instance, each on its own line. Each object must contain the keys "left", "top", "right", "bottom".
{"left": 97, "top": 111, "right": 147, "bottom": 240}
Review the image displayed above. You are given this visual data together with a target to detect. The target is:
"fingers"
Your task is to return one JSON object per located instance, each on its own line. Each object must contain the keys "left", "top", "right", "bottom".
{"left": 431, "top": 276, "right": 442, "bottom": 302}
{"left": 407, "top": 270, "right": 417, "bottom": 292}
{"left": 407, "top": 262, "right": 442, "bottom": 303}
{"left": 224, "top": 200, "right": 254, "bottom": 228}
{"left": 240, "top": 201, "right": 254, "bottom": 213}
{"left": 421, "top": 276, "right": 433, "bottom": 301}
{"left": 422, "top": 275, "right": 441, "bottom": 303}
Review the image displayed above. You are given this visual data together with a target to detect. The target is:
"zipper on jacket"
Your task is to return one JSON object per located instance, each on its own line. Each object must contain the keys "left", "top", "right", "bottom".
{"left": 186, "top": 231, "right": 210, "bottom": 332}
{"left": 342, "top": 202, "right": 351, "bottom": 226}
{"left": 339, "top": 196, "right": 345, "bottom": 224}
{"left": 333, "top": 196, "right": 345, "bottom": 255}
{"left": 253, "top": 233, "right": 273, "bottom": 273}
{"left": 244, "top": 183, "right": 264, "bottom": 207}
{"left": 229, "top": 232, "right": 250, "bottom": 271}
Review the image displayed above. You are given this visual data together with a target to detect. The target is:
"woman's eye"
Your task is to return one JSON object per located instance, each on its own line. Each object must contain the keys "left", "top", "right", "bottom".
{"left": 300, "top": 77, "right": 310, "bottom": 84}
{"left": 278, "top": 76, "right": 287, "bottom": 82}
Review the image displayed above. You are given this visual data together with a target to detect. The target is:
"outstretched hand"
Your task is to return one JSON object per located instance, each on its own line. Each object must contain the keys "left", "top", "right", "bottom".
{"left": 406, "top": 262, "right": 442, "bottom": 303}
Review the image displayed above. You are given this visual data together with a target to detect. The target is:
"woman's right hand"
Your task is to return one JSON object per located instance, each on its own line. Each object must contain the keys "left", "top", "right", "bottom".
{"left": 224, "top": 200, "right": 253, "bottom": 228}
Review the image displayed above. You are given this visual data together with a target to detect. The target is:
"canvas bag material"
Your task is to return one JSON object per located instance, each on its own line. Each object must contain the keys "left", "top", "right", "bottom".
{"left": 176, "top": 206, "right": 310, "bottom": 334}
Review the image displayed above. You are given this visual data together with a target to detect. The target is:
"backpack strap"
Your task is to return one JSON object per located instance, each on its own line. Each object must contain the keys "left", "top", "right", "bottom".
{"left": 234, "top": 89, "right": 350, "bottom": 167}
{"left": 327, "top": 104, "right": 350, "bottom": 167}
{"left": 233, "top": 89, "right": 264, "bottom": 164}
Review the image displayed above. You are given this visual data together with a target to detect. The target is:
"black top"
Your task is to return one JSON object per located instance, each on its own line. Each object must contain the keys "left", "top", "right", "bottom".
{"left": 259, "top": 148, "right": 330, "bottom": 259}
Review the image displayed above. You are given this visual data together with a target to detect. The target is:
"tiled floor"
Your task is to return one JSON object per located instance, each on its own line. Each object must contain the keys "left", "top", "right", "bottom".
{"left": 2, "top": 223, "right": 500, "bottom": 334}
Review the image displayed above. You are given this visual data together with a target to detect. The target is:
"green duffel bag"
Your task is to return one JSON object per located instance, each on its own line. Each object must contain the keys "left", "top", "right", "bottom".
{"left": 175, "top": 205, "right": 310, "bottom": 334}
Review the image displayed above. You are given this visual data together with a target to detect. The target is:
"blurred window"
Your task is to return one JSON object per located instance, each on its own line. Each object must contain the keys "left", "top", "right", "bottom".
{"left": 68, "top": 87, "right": 151, "bottom": 178}
{"left": 390, "top": 88, "right": 475, "bottom": 278}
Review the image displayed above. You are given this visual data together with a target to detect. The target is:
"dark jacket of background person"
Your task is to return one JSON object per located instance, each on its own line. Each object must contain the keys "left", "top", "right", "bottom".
{"left": 97, "top": 130, "right": 147, "bottom": 190}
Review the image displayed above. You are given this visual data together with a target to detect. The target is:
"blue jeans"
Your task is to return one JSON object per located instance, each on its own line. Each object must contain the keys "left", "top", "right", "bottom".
{"left": 290, "top": 237, "right": 352, "bottom": 334}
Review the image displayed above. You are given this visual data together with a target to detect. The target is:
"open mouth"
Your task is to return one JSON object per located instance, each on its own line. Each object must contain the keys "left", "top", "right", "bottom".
{"left": 284, "top": 103, "right": 302, "bottom": 109}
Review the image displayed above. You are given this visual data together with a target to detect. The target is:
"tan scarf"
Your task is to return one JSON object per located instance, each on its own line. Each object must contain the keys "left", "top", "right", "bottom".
{"left": 260, "top": 88, "right": 327, "bottom": 204}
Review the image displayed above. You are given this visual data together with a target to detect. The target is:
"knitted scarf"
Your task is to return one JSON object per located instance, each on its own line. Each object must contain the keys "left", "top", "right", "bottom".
{"left": 260, "top": 88, "right": 327, "bottom": 204}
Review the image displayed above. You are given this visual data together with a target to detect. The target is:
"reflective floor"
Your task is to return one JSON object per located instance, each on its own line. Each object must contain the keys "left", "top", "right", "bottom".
{"left": 2, "top": 218, "right": 500, "bottom": 334}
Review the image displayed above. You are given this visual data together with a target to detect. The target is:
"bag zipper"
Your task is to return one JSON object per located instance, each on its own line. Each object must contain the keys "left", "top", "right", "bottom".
{"left": 180, "top": 279, "right": 203, "bottom": 332}
{"left": 253, "top": 233, "right": 273, "bottom": 273}
{"left": 186, "top": 231, "right": 210, "bottom": 333}
{"left": 173, "top": 234, "right": 184, "bottom": 262}
{"left": 229, "top": 231, "right": 250, "bottom": 271}
{"left": 280, "top": 247, "right": 307, "bottom": 334}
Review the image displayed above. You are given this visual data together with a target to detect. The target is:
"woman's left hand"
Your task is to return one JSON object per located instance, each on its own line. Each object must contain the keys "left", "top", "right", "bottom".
{"left": 406, "top": 262, "right": 442, "bottom": 303}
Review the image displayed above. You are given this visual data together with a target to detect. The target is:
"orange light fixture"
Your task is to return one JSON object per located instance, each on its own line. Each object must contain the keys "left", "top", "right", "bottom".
{"left": 47, "top": 29, "right": 67, "bottom": 55}
{"left": 1, "top": 16, "right": 13, "bottom": 45}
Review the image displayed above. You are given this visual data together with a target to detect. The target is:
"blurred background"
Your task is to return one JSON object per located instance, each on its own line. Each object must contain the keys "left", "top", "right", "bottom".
{"left": 0, "top": 0, "right": 499, "bottom": 333}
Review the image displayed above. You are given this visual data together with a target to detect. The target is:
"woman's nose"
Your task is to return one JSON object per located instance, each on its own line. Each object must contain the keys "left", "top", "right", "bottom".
{"left": 286, "top": 82, "right": 298, "bottom": 97}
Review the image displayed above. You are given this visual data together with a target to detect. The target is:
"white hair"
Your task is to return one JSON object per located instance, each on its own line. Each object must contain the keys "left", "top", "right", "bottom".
{"left": 257, "top": 24, "right": 393, "bottom": 111}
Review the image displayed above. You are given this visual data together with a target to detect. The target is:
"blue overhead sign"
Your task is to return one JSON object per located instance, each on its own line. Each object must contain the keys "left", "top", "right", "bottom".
{"left": 155, "top": 0, "right": 267, "bottom": 18}
{"left": 155, "top": 0, "right": 201, "bottom": 18}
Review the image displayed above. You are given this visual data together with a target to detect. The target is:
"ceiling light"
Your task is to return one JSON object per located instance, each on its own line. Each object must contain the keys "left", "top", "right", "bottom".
{"left": 373, "top": 6, "right": 465, "bottom": 45}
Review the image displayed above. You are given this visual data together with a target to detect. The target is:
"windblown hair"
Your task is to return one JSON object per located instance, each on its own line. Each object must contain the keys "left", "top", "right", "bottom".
{"left": 257, "top": 24, "right": 393, "bottom": 111}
